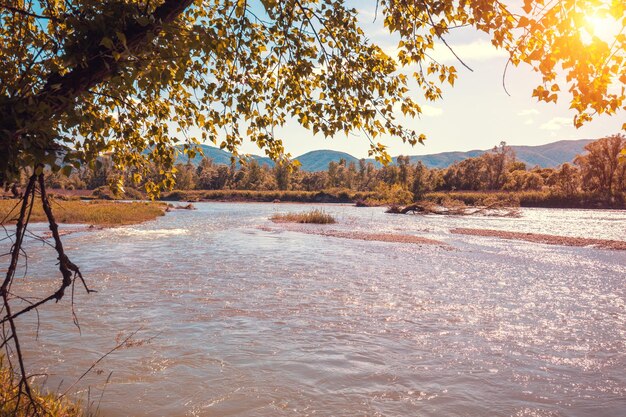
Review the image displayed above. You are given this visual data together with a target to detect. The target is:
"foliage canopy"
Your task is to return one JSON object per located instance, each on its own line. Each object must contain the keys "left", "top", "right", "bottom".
{"left": 1, "top": 0, "right": 624, "bottom": 195}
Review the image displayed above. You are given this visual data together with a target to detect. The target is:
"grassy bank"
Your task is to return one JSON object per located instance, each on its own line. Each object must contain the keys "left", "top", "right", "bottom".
{"left": 160, "top": 189, "right": 377, "bottom": 203}
{"left": 0, "top": 200, "right": 167, "bottom": 226}
{"left": 19, "top": 188, "right": 626, "bottom": 209}
{"left": 425, "top": 191, "right": 626, "bottom": 209}
{"left": 1, "top": 361, "right": 81, "bottom": 417}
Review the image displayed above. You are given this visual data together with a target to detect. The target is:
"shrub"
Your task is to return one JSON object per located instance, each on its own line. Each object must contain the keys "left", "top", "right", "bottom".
{"left": 271, "top": 209, "right": 336, "bottom": 224}
{"left": 92, "top": 185, "right": 120, "bottom": 200}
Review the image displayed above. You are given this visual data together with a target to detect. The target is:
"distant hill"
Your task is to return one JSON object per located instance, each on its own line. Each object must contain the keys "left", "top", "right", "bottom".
{"left": 295, "top": 150, "right": 360, "bottom": 172}
{"left": 180, "top": 139, "right": 594, "bottom": 171}
{"left": 506, "top": 139, "right": 593, "bottom": 168}
{"left": 399, "top": 150, "right": 485, "bottom": 169}
{"left": 401, "top": 139, "right": 594, "bottom": 169}
{"left": 181, "top": 144, "right": 275, "bottom": 167}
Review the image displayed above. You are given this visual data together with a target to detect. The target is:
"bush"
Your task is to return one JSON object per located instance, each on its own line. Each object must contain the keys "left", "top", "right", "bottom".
{"left": 271, "top": 209, "right": 336, "bottom": 224}
{"left": 92, "top": 185, "right": 120, "bottom": 200}
{"left": 123, "top": 187, "right": 145, "bottom": 200}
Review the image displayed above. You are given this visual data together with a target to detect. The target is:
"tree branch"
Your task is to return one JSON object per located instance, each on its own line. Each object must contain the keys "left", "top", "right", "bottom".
{"left": 0, "top": 3, "right": 60, "bottom": 22}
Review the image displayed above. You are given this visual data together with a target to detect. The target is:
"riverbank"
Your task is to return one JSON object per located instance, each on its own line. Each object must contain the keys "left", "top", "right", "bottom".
{"left": 159, "top": 189, "right": 376, "bottom": 203}
{"left": 33, "top": 188, "right": 626, "bottom": 209}
{"left": 0, "top": 200, "right": 167, "bottom": 226}
{"left": 0, "top": 360, "right": 82, "bottom": 417}
{"left": 425, "top": 190, "right": 626, "bottom": 209}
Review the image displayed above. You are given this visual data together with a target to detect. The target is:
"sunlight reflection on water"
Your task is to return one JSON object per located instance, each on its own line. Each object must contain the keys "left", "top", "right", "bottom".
{"left": 7, "top": 203, "right": 626, "bottom": 417}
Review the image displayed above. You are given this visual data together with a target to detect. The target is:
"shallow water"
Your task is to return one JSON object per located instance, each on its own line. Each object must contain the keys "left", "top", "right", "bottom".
{"left": 6, "top": 203, "right": 626, "bottom": 417}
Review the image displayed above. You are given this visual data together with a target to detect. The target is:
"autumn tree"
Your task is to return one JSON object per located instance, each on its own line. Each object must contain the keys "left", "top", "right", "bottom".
{"left": 482, "top": 142, "right": 516, "bottom": 190}
{"left": 273, "top": 161, "right": 292, "bottom": 191}
{"left": 357, "top": 159, "right": 377, "bottom": 191}
{"left": 1, "top": 0, "right": 625, "bottom": 408}
{"left": 575, "top": 134, "right": 626, "bottom": 200}
{"left": 396, "top": 155, "right": 411, "bottom": 188}
{"left": 444, "top": 157, "right": 485, "bottom": 190}
{"left": 411, "top": 161, "right": 430, "bottom": 200}
{"left": 549, "top": 163, "right": 581, "bottom": 196}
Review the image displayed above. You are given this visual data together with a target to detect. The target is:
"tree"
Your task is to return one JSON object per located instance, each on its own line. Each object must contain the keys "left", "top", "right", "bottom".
{"left": 273, "top": 161, "right": 293, "bottom": 191}
{"left": 2, "top": 1, "right": 624, "bottom": 190}
{"left": 1, "top": 0, "right": 625, "bottom": 408}
{"left": 357, "top": 159, "right": 376, "bottom": 191}
{"left": 482, "top": 142, "right": 516, "bottom": 190}
{"left": 550, "top": 163, "right": 581, "bottom": 196}
{"left": 196, "top": 157, "right": 216, "bottom": 189}
{"left": 575, "top": 134, "right": 626, "bottom": 200}
{"left": 411, "top": 161, "right": 430, "bottom": 200}
{"left": 397, "top": 155, "right": 411, "bottom": 188}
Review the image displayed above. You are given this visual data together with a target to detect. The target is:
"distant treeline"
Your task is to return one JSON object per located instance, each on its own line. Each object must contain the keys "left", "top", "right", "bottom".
{"left": 29, "top": 134, "right": 626, "bottom": 207}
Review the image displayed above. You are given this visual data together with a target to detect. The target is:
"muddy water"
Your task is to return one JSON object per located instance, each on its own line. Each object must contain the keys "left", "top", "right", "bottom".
{"left": 8, "top": 204, "right": 626, "bottom": 416}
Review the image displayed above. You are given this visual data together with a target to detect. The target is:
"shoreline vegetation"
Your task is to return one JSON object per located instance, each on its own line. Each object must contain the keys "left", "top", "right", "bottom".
{"left": 271, "top": 209, "right": 336, "bottom": 224}
{"left": 165, "top": 189, "right": 625, "bottom": 209}
{"left": 0, "top": 200, "right": 167, "bottom": 227}
{"left": 0, "top": 360, "right": 81, "bottom": 417}
{"left": 22, "top": 136, "right": 624, "bottom": 210}
{"left": 29, "top": 188, "right": 625, "bottom": 210}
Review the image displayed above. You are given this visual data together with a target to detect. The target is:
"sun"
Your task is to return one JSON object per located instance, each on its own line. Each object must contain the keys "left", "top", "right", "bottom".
{"left": 580, "top": 12, "right": 623, "bottom": 45}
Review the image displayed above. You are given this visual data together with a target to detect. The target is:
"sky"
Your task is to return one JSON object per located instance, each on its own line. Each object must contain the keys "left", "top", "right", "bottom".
{"left": 234, "top": 2, "right": 624, "bottom": 159}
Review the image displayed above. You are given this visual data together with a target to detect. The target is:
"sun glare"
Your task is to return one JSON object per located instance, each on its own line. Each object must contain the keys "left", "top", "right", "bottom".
{"left": 581, "top": 13, "right": 623, "bottom": 45}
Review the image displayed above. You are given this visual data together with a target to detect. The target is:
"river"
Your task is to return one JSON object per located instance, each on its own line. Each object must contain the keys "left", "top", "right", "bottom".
{"left": 9, "top": 203, "right": 626, "bottom": 416}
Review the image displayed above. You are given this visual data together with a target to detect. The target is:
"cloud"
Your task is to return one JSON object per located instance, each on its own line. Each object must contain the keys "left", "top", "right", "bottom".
{"left": 381, "top": 39, "right": 507, "bottom": 70}
{"left": 393, "top": 102, "right": 443, "bottom": 118}
{"left": 540, "top": 117, "right": 571, "bottom": 131}
{"left": 356, "top": 8, "right": 376, "bottom": 19}
{"left": 421, "top": 104, "right": 443, "bottom": 117}
{"left": 519, "top": 109, "right": 539, "bottom": 125}
{"left": 430, "top": 39, "right": 508, "bottom": 63}
{"left": 518, "top": 109, "right": 540, "bottom": 116}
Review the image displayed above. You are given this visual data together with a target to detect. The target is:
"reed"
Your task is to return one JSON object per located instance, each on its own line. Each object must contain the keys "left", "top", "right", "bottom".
{"left": 0, "top": 359, "right": 81, "bottom": 417}
{"left": 271, "top": 209, "right": 336, "bottom": 224}
{"left": 0, "top": 199, "right": 166, "bottom": 226}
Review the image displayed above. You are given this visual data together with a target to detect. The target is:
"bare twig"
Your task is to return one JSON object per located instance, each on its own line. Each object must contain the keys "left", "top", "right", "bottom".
{"left": 60, "top": 328, "right": 144, "bottom": 398}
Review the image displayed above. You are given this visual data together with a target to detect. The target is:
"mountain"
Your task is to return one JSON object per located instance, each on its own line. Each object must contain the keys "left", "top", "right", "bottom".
{"left": 401, "top": 139, "right": 593, "bottom": 169}
{"left": 181, "top": 144, "right": 275, "bottom": 167}
{"left": 295, "top": 150, "right": 360, "bottom": 172}
{"left": 506, "top": 139, "right": 593, "bottom": 168}
{"left": 400, "top": 150, "right": 485, "bottom": 169}
{"left": 180, "top": 139, "right": 594, "bottom": 171}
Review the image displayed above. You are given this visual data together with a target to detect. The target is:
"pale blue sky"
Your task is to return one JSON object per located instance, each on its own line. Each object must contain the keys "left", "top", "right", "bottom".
{"left": 234, "top": 2, "right": 624, "bottom": 158}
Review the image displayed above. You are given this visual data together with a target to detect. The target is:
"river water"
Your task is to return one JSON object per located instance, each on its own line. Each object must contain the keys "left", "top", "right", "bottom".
{"left": 7, "top": 203, "right": 626, "bottom": 417}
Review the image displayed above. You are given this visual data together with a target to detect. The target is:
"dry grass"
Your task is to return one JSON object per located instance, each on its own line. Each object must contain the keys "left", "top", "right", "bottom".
{"left": 0, "top": 199, "right": 166, "bottom": 227}
{"left": 271, "top": 209, "right": 336, "bottom": 224}
{"left": 0, "top": 360, "right": 81, "bottom": 417}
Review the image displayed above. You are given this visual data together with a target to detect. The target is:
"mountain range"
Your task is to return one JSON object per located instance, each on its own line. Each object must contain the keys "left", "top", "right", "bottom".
{"left": 183, "top": 139, "right": 593, "bottom": 171}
